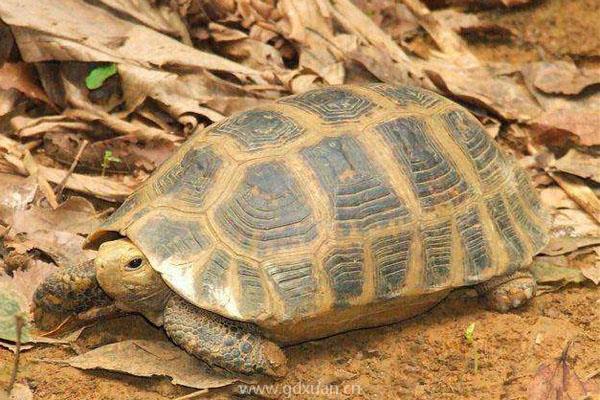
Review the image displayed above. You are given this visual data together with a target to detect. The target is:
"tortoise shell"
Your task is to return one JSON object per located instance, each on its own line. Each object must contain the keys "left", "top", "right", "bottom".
{"left": 87, "top": 84, "right": 550, "bottom": 343}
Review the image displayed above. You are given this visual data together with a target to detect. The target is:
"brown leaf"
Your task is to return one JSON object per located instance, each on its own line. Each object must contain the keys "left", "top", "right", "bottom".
{"left": 97, "top": 0, "right": 191, "bottom": 44}
{"left": 8, "top": 383, "right": 33, "bottom": 400}
{"left": 528, "top": 90, "right": 600, "bottom": 147}
{"left": 0, "top": 173, "right": 37, "bottom": 225}
{"left": 6, "top": 230, "right": 95, "bottom": 269}
{"left": 554, "top": 149, "right": 600, "bottom": 184}
{"left": 0, "top": 0, "right": 263, "bottom": 80}
{"left": 60, "top": 340, "right": 252, "bottom": 390}
{"left": 425, "top": 62, "right": 542, "bottom": 121}
{"left": 431, "top": 9, "right": 514, "bottom": 39}
{"left": 523, "top": 61, "right": 600, "bottom": 96}
{"left": 0, "top": 63, "right": 50, "bottom": 104}
{"left": 550, "top": 172, "right": 600, "bottom": 224}
{"left": 528, "top": 345, "right": 600, "bottom": 400}
{"left": 12, "top": 196, "right": 103, "bottom": 236}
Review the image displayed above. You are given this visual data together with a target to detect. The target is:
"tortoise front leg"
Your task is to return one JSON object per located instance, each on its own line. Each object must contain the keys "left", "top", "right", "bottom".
{"left": 163, "top": 296, "right": 288, "bottom": 378}
{"left": 475, "top": 270, "right": 536, "bottom": 312}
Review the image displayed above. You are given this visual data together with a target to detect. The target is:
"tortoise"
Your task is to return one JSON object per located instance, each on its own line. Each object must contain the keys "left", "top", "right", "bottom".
{"left": 34, "top": 84, "right": 550, "bottom": 378}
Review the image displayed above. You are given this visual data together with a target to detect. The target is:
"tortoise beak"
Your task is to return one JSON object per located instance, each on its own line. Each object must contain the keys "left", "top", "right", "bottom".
{"left": 33, "top": 259, "right": 114, "bottom": 326}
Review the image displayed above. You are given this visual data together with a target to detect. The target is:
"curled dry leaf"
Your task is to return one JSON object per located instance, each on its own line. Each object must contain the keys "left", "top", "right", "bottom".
{"left": 425, "top": 62, "right": 542, "bottom": 121}
{"left": 97, "top": 0, "right": 191, "bottom": 44}
{"left": 528, "top": 345, "right": 600, "bottom": 400}
{"left": 43, "top": 133, "right": 175, "bottom": 174}
{"left": 0, "top": 63, "right": 50, "bottom": 105}
{"left": 0, "top": 0, "right": 262, "bottom": 79}
{"left": 431, "top": 9, "right": 515, "bottom": 41}
{"left": 522, "top": 61, "right": 600, "bottom": 96}
{"left": 528, "top": 91, "right": 600, "bottom": 147}
{"left": 554, "top": 148, "right": 600, "bottom": 184}
{"left": 58, "top": 339, "right": 253, "bottom": 390}
{"left": 6, "top": 229, "right": 95, "bottom": 269}
{"left": 549, "top": 172, "right": 600, "bottom": 224}
{"left": 11, "top": 196, "right": 103, "bottom": 236}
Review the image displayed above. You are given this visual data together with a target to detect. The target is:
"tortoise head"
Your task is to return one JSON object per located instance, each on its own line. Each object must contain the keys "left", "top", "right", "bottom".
{"left": 34, "top": 238, "right": 171, "bottom": 327}
{"left": 95, "top": 238, "right": 172, "bottom": 325}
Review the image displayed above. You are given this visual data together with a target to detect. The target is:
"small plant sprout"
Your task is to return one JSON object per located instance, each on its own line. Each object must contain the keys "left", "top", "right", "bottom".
{"left": 465, "top": 322, "right": 476, "bottom": 344}
{"left": 101, "top": 150, "right": 121, "bottom": 176}
{"left": 464, "top": 322, "right": 479, "bottom": 373}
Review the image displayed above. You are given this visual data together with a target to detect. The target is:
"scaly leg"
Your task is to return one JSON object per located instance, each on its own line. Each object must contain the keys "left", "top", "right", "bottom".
{"left": 163, "top": 295, "right": 287, "bottom": 378}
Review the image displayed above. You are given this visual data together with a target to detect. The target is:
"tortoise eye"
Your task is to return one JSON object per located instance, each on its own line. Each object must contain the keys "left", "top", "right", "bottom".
{"left": 126, "top": 258, "right": 143, "bottom": 271}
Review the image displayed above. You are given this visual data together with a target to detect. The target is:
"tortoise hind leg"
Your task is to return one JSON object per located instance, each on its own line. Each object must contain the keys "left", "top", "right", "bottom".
{"left": 163, "top": 296, "right": 287, "bottom": 378}
{"left": 475, "top": 270, "right": 536, "bottom": 312}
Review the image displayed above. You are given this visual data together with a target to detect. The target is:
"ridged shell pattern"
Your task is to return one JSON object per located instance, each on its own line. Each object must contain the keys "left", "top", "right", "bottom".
{"left": 89, "top": 84, "right": 550, "bottom": 327}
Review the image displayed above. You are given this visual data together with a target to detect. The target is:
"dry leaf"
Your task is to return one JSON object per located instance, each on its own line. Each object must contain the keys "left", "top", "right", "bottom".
{"left": 97, "top": 0, "right": 191, "bottom": 44}
{"left": 59, "top": 339, "right": 252, "bottom": 390}
{"left": 530, "top": 260, "right": 587, "bottom": 287}
{"left": 528, "top": 345, "right": 600, "bottom": 400}
{"left": 6, "top": 230, "right": 95, "bottom": 269}
{"left": 431, "top": 9, "right": 514, "bottom": 39}
{"left": 12, "top": 196, "right": 103, "bottom": 236}
{"left": 425, "top": 62, "right": 541, "bottom": 121}
{"left": 550, "top": 172, "right": 600, "bottom": 224}
{"left": 0, "top": 0, "right": 261, "bottom": 79}
{"left": 0, "top": 260, "right": 58, "bottom": 343}
{"left": 523, "top": 61, "right": 600, "bottom": 96}
{"left": 0, "top": 63, "right": 50, "bottom": 104}
{"left": 528, "top": 91, "right": 600, "bottom": 147}
{"left": 8, "top": 383, "right": 33, "bottom": 400}
{"left": 554, "top": 149, "right": 600, "bottom": 183}
{"left": 0, "top": 174, "right": 37, "bottom": 225}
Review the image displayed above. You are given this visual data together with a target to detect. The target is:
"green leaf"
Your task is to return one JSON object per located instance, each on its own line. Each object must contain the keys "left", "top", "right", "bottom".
{"left": 85, "top": 64, "right": 117, "bottom": 90}
{"left": 464, "top": 322, "right": 475, "bottom": 344}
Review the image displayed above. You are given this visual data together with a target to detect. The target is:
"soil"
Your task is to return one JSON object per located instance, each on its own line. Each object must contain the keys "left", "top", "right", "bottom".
{"left": 1, "top": 0, "right": 599, "bottom": 399}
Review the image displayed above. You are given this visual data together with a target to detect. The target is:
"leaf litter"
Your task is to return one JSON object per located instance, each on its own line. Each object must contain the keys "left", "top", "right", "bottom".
{"left": 0, "top": 0, "right": 598, "bottom": 397}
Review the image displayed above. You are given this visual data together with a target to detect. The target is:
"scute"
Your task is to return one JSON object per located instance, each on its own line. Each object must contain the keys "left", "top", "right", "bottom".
{"left": 376, "top": 116, "right": 473, "bottom": 210}
{"left": 279, "top": 87, "right": 378, "bottom": 123}
{"left": 86, "top": 84, "right": 551, "bottom": 332}
{"left": 209, "top": 109, "right": 305, "bottom": 151}
{"left": 214, "top": 161, "right": 318, "bottom": 256}
{"left": 301, "top": 135, "right": 411, "bottom": 234}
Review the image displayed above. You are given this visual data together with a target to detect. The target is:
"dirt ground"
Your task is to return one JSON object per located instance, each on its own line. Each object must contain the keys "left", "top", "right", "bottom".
{"left": 1, "top": 0, "right": 599, "bottom": 399}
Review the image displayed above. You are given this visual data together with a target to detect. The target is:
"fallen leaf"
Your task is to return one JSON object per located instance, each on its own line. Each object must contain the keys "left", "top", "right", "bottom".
{"left": 12, "top": 196, "right": 104, "bottom": 236}
{"left": 522, "top": 61, "right": 600, "bottom": 96}
{"left": 528, "top": 91, "right": 600, "bottom": 147}
{"left": 0, "top": 174, "right": 37, "bottom": 225}
{"left": 6, "top": 230, "right": 96, "bottom": 269}
{"left": 0, "top": 0, "right": 262, "bottom": 79}
{"left": 57, "top": 339, "right": 253, "bottom": 390}
{"left": 425, "top": 62, "right": 542, "bottom": 121}
{"left": 8, "top": 383, "right": 33, "bottom": 400}
{"left": 0, "top": 261, "right": 58, "bottom": 343}
{"left": 554, "top": 148, "right": 600, "bottom": 184}
{"left": 549, "top": 172, "right": 600, "bottom": 224}
{"left": 528, "top": 344, "right": 600, "bottom": 400}
{"left": 530, "top": 260, "right": 587, "bottom": 286}
{"left": 431, "top": 9, "right": 514, "bottom": 39}
{"left": 0, "top": 63, "right": 50, "bottom": 104}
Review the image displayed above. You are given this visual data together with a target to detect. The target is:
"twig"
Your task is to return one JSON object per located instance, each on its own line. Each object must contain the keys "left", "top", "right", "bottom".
{"left": 6, "top": 315, "right": 24, "bottom": 395}
{"left": 55, "top": 139, "right": 89, "bottom": 199}
{"left": 173, "top": 389, "right": 209, "bottom": 400}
